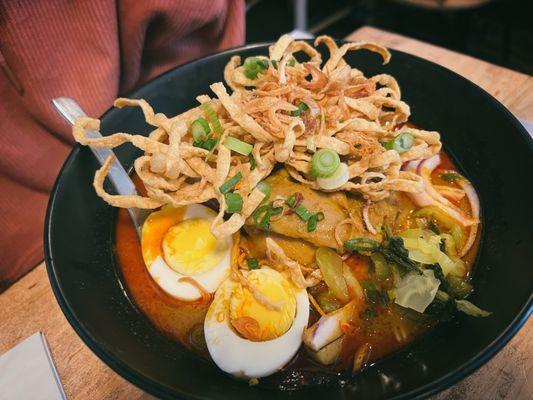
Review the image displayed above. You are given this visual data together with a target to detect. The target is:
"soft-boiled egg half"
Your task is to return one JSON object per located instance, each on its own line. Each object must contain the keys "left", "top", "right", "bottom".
{"left": 141, "top": 204, "right": 232, "bottom": 301}
{"left": 204, "top": 268, "right": 309, "bottom": 378}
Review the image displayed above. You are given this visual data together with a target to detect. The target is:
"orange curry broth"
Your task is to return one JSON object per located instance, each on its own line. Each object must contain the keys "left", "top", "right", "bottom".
{"left": 114, "top": 151, "right": 480, "bottom": 373}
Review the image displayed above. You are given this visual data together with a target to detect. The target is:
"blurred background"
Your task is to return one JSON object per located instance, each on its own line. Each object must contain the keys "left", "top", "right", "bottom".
{"left": 246, "top": 0, "right": 532, "bottom": 75}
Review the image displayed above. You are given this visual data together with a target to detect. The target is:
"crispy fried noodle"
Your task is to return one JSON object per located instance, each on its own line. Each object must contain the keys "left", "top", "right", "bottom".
{"left": 72, "top": 34, "right": 441, "bottom": 239}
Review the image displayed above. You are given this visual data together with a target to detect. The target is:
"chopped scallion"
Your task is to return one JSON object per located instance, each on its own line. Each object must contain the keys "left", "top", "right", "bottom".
{"left": 255, "top": 180, "right": 271, "bottom": 202}
{"left": 344, "top": 238, "right": 380, "bottom": 253}
{"left": 441, "top": 172, "right": 463, "bottom": 182}
{"left": 291, "top": 102, "right": 309, "bottom": 117}
{"left": 253, "top": 203, "right": 282, "bottom": 231}
{"left": 285, "top": 194, "right": 296, "bottom": 208}
{"left": 243, "top": 57, "right": 269, "bottom": 79}
{"left": 201, "top": 102, "right": 223, "bottom": 135}
{"left": 307, "top": 211, "right": 324, "bottom": 232}
{"left": 383, "top": 132, "right": 414, "bottom": 154}
{"left": 247, "top": 258, "right": 260, "bottom": 270}
{"left": 310, "top": 148, "right": 340, "bottom": 178}
{"left": 248, "top": 154, "right": 255, "bottom": 170}
{"left": 223, "top": 136, "right": 253, "bottom": 156}
{"left": 294, "top": 204, "right": 312, "bottom": 221}
{"left": 193, "top": 137, "right": 217, "bottom": 151}
{"left": 253, "top": 204, "right": 271, "bottom": 226}
{"left": 204, "top": 137, "right": 220, "bottom": 162}
{"left": 219, "top": 172, "right": 242, "bottom": 194}
{"left": 225, "top": 192, "right": 243, "bottom": 213}
{"left": 190, "top": 117, "right": 210, "bottom": 141}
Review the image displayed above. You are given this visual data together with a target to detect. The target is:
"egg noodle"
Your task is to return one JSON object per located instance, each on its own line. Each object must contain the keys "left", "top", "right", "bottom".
{"left": 72, "top": 34, "right": 442, "bottom": 242}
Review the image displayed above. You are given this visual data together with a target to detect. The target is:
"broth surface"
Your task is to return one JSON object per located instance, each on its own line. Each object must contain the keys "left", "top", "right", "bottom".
{"left": 115, "top": 151, "right": 480, "bottom": 383}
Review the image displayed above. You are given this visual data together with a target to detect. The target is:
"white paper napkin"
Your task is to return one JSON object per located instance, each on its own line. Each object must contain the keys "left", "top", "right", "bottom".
{"left": 0, "top": 333, "right": 66, "bottom": 400}
{"left": 519, "top": 118, "right": 533, "bottom": 138}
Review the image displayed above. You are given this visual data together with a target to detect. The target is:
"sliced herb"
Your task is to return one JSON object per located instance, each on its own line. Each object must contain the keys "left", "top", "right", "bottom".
{"left": 294, "top": 204, "right": 312, "bottom": 221}
{"left": 379, "top": 226, "right": 420, "bottom": 275}
{"left": 204, "top": 137, "right": 220, "bottom": 162}
{"left": 224, "top": 192, "right": 243, "bottom": 213}
{"left": 253, "top": 203, "right": 282, "bottom": 231}
{"left": 243, "top": 57, "right": 269, "bottom": 79}
{"left": 219, "top": 172, "right": 242, "bottom": 194}
{"left": 344, "top": 238, "right": 380, "bottom": 253}
{"left": 291, "top": 102, "right": 309, "bottom": 117}
{"left": 307, "top": 211, "right": 324, "bottom": 232}
{"left": 285, "top": 192, "right": 303, "bottom": 209}
{"left": 441, "top": 172, "right": 463, "bottom": 182}
{"left": 193, "top": 137, "right": 217, "bottom": 151}
{"left": 248, "top": 154, "right": 255, "bottom": 170}
{"left": 247, "top": 258, "right": 260, "bottom": 270}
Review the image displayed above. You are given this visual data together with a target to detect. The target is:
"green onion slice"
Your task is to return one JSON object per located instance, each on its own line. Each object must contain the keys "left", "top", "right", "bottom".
{"left": 204, "top": 137, "right": 220, "bottom": 162}
{"left": 248, "top": 154, "right": 256, "bottom": 170}
{"left": 285, "top": 192, "right": 303, "bottom": 209}
{"left": 253, "top": 204, "right": 271, "bottom": 226}
{"left": 294, "top": 204, "right": 312, "bottom": 221}
{"left": 441, "top": 172, "right": 463, "bottom": 182}
{"left": 201, "top": 102, "right": 223, "bottom": 135}
{"left": 225, "top": 192, "right": 243, "bottom": 213}
{"left": 253, "top": 203, "right": 282, "bottom": 231}
{"left": 307, "top": 211, "right": 324, "bottom": 232}
{"left": 310, "top": 149, "right": 340, "bottom": 178}
{"left": 223, "top": 136, "right": 253, "bottom": 156}
{"left": 193, "top": 137, "right": 217, "bottom": 151}
{"left": 219, "top": 172, "right": 242, "bottom": 194}
{"left": 255, "top": 180, "right": 271, "bottom": 202}
{"left": 243, "top": 57, "right": 269, "bottom": 79}
{"left": 190, "top": 117, "right": 210, "bottom": 141}
{"left": 344, "top": 238, "right": 380, "bottom": 253}
{"left": 285, "top": 194, "right": 296, "bottom": 208}
{"left": 247, "top": 258, "right": 260, "bottom": 270}
{"left": 291, "top": 102, "right": 309, "bottom": 117}
{"left": 383, "top": 132, "right": 414, "bottom": 154}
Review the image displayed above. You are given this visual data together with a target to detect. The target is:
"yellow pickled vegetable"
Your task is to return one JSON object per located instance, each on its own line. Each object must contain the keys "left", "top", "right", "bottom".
{"left": 316, "top": 247, "right": 350, "bottom": 303}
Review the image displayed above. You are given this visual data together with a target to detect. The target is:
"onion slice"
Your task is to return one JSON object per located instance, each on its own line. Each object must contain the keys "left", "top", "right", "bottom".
{"left": 434, "top": 185, "right": 465, "bottom": 202}
{"left": 303, "top": 301, "right": 356, "bottom": 351}
{"left": 404, "top": 156, "right": 478, "bottom": 227}
{"left": 456, "top": 180, "right": 481, "bottom": 257}
{"left": 317, "top": 162, "right": 349, "bottom": 190}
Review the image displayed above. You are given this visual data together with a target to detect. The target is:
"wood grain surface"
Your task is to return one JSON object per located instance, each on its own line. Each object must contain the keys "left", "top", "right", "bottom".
{"left": 0, "top": 26, "right": 531, "bottom": 400}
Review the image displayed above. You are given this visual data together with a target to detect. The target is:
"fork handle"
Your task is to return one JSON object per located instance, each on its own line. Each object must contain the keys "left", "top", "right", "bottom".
{"left": 52, "top": 97, "right": 147, "bottom": 237}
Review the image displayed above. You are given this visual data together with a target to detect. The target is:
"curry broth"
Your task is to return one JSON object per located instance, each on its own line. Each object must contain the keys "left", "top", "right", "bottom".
{"left": 115, "top": 151, "right": 480, "bottom": 379}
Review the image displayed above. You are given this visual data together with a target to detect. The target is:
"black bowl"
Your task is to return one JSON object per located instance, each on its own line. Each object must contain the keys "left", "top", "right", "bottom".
{"left": 45, "top": 42, "right": 533, "bottom": 399}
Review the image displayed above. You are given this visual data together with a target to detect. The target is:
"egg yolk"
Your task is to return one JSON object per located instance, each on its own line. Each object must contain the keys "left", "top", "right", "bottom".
{"left": 141, "top": 205, "right": 186, "bottom": 267}
{"left": 162, "top": 218, "right": 226, "bottom": 275}
{"left": 229, "top": 270, "right": 296, "bottom": 342}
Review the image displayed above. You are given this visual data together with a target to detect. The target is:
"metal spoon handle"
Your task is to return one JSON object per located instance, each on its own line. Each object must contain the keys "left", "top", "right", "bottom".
{"left": 52, "top": 97, "right": 147, "bottom": 237}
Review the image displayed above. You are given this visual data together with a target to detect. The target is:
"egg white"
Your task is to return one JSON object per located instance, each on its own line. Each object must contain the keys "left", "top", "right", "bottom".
{"left": 143, "top": 204, "right": 232, "bottom": 301}
{"left": 204, "top": 268, "right": 309, "bottom": 378}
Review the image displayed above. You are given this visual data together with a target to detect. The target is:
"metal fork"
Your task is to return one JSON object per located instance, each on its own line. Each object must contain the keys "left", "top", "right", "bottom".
{"left": 52, "top": 97, "right": 149, "bottom": 239}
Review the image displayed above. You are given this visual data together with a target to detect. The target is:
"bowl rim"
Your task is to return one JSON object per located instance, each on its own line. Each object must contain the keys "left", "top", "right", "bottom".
{"left": 44, "top": 41, "right": 533, "bottom": 400}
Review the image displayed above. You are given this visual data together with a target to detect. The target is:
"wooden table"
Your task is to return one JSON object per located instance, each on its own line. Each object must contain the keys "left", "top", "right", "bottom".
{"left": 1, "top": 26, "right": 531, "bottom": 400}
